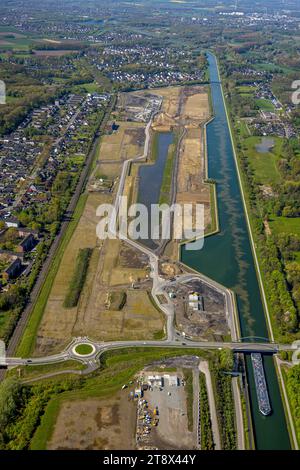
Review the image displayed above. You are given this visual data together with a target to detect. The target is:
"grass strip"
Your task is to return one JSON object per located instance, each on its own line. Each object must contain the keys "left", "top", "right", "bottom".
{"left": 199, "top": 372, "right": 214, "bottom": 449}
{"left": 63, "top": 248, "right": 92, "bottom": 308}
{"left": 159, "top": 132, "right": 179, "bottom": 205}
{"left": 183, "top": 368, "right": 194, "bottom": 432}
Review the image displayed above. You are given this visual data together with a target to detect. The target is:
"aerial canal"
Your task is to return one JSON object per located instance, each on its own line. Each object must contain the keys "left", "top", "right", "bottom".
{"left": 181, "top": 52, "right": 291, "bottom": 449}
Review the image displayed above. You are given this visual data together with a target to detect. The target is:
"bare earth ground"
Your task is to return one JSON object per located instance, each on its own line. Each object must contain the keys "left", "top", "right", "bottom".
{"left": 176, "top": 88, "right": 210, "bottom": 233}
{"left": 48, "top": 391, "right": 136, "bottom": 450}
{"left": 100, "top": 121, "right": 144, "bottom": 161}
{"left": 176, "top": 127, "right": 211, "bottom": 232}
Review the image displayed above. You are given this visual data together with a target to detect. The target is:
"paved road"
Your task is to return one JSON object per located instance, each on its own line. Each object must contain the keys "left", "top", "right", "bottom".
{"left": 1, "top": 336, "right": 292, "bottom": 368}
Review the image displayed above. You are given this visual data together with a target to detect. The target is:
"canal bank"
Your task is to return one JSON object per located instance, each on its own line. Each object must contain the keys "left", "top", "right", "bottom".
{"left": 181, "top": 52, "right": 291, "bottom": 449}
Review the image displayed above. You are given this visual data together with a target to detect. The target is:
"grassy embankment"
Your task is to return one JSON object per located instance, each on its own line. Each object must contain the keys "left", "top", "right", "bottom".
{"left": 239, "top": 382, "right": 251, "bottom": 450}
{"left": 210, "top": 351, "right": 236, "bottom": 450}
{"left": 8, "top": 361, "right": 85, "bottom": 381}
{"left": 211, "top": 365, "right": 236, "bottom": 449}
{"left": 204, "top": 89, "right": 219, "bottom": 237}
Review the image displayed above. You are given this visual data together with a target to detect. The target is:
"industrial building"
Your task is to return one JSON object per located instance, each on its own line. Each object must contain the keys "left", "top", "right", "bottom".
{"left": 188, "top": 292, "right": 204, "bottom": 311}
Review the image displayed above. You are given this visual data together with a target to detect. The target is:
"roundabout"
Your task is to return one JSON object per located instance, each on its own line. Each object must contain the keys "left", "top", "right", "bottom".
{"left": 72, "top": 343, "right": 96, "bottom": 357}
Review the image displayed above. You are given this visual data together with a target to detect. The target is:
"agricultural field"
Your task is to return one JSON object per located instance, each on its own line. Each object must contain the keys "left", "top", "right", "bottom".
{"left": 0, "top": 30, "right": 32, "bottom": 52}
{"left": 236, "top": 85, "right": 256, "bottom": 96}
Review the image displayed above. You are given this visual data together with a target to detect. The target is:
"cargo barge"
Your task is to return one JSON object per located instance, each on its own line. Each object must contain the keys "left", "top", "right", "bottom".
{"left": 251, "top": 353, "right": 272, "bottom": 416}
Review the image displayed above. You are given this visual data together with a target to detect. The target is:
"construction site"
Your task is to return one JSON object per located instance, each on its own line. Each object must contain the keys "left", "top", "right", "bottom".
{"left": 117, "top": 92, "right": 162, "bottom": 122}
{"left": 31, "top": 84, "right": 221, "bottom": 357}
{"left": 165, "top": 278, "right": 230, "bottom": 340}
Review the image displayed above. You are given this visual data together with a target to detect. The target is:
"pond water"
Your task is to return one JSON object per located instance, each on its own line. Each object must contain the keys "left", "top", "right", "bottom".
{"left": 256, "top": 137, "right": 275, "bottom": 153}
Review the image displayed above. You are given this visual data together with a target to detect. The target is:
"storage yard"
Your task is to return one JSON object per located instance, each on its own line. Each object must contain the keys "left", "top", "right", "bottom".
{"left": 135, "top": 370, "right": 195, "bottom": 450}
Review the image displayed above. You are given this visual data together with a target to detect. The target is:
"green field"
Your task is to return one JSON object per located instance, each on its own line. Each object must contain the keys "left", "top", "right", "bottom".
{"left": 236, "top": 85, "right": 256, "bottom": 96}
{"left": 255, "top": 98, "right": 275, "bottom": 111}
{"left": 183, "top": 368, "right": 194, "bottom": 432}
{"left": 72, "top": 82, "right": 102, "bottom": 94}
{"left": 254, "top": 62, "right": 294, "bottom": 74}
{"left": 242, "top": 136, "right": 282, "bottom": 185}
{"left": 269, "top": 216, "right": 300, "bottom": 237}
{"left": 8, "top": 360, "right": 85, "bottom": 381}
{"left": 0, "top": 35, "right": 33, "bottom": 52}
{"left": 63, "top": 247, "right": 92, "bottom": 308}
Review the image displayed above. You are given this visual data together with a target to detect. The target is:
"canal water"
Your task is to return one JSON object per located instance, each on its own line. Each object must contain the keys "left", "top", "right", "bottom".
{"left": 137, "top": 131, "right": 174, "bottom": 249}
{"left": 181, "top": 52, "right": 291, "bottom": 449}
